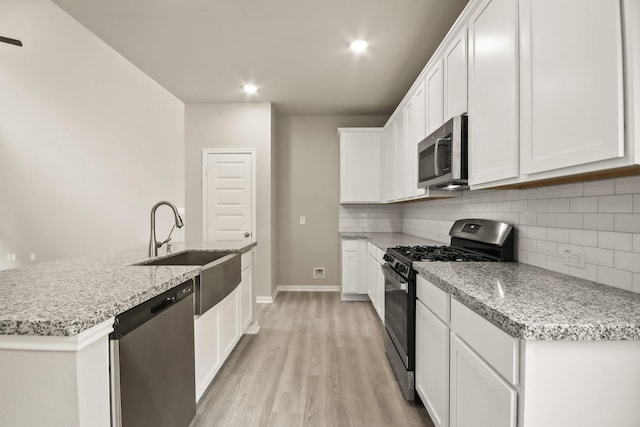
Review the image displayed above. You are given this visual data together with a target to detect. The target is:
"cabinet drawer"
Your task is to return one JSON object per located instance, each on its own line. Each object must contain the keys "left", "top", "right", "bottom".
{"left": 342, "top": 240, "right": 358, "bottom": 251}
{"left": 417, "top": 275, "right": 450, "bottom": 323}
{"left": 451, "top": 298, "right": 519, "bottom": 385}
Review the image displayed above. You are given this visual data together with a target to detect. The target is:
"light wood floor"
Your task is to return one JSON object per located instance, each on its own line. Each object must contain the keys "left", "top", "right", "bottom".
{"left": 190, "top": 291, "right": 433, "bottom": 427}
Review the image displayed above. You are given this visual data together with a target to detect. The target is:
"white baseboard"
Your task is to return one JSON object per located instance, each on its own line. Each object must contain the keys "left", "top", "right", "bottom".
{"left": 256, "top": 296, "right": 273, "bottom": 304}
{"left": 340, "top": 293, "right": 371, "bottom": 301}
{"left": 245, "top": 321, "right": 260, "bottom": 334}
{"left": 277, "top": 285, "right": 340, "bottom": 292}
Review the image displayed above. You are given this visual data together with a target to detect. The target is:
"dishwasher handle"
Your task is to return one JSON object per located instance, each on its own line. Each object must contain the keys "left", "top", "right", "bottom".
{"left": 110, "top": 279, "right": 194, "bottom": 340}
{"left": 150, "top": 296, "right": 176, "bottom": 314}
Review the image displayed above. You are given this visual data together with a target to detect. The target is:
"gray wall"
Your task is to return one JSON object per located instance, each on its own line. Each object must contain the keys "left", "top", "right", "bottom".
{"left": 184, "top": 103, "right": 274, "bottom": 298}
{"left": 275, "top": 115, "right": 387, "bottom": 288}
{"left": 0, "top": 0, "right": 185, "bottom": 270}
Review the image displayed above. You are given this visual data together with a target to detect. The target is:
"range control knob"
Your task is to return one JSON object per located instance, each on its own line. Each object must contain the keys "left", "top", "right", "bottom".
{"left": 383, "top": 254, "right": 391, "bottom": 262}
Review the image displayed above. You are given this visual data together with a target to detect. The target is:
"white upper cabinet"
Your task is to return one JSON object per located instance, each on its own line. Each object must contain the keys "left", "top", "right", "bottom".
{"left": 444, "top": 27, "right": 468, "bottom": 120}
{"left": 339, "top": 128, "right": 383, "bottom": 203}
{"left": 426, "top": 58, "right": 445, "bottom": 135}
{"left": 468, "top": 0, "right": 520, "bottom": 188}
{"left": 406, "top": 80, "right": 427, "bottom": 198}
{"left": 519, "top": 0, "right": 624, "bottom": 175}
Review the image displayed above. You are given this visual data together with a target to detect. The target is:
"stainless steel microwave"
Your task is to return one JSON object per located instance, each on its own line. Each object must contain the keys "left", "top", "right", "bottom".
{"left": 417, "top": 115, "right": 468, "bottom": 190}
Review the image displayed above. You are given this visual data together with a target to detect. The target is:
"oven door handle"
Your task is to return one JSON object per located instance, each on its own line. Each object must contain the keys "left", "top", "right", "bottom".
{"left": 382, "top": 264, "right": 408, "bottom": 293}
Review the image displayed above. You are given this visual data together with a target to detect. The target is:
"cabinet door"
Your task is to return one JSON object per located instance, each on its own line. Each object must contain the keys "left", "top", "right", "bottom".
{"left": 341, "top": 240, "right": 367, "bottom": 294}
{"left": 468, "top": 0, "right": 519, "bottom": 186}
{"left": 407, "top": 81, "right": 427, "bottom": 199}
{"left": 381, "top": 126, "right": 393, "bottom": 202}
{"left": 219, "top": 288, "right": 240, "bottom": 360}
{"left": 416, "top": 301, "right": 450, "bottom": 427}
{"left": 444, "top": 27, "right": 468, "bottom": 120}
{"left": 426, "top": 58, "right": 445, "bottom": 135}
{"left": 341, "top": 240, "right": 360, "bottom": 293}
{"left": 239, "top": 264, "right": 252, "bottom": 332}
{"left": 450, "top": 334, "right": 517, "bottom": 427}
{"left": 340, "top": 131, "right": 382, "bottom": 203}
{"left": 367, "top": 247, "right": 376, "bottom": 303}
{"left": 394, "top": 114, "right": 407, "bottom": 200}
{"left": 519, "top": 0, "right": 624, "bottom": 174}
{"left": 376, "top": 258, "right": 385, "bottom": 323}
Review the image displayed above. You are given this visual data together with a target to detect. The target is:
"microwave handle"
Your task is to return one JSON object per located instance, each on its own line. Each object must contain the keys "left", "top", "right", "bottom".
{"left": 434, "top": 138, "right": 440, "bottom": 176}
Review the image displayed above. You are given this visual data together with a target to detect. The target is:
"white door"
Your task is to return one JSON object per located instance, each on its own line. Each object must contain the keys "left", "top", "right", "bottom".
{"left": 203, "top": 152, "right": 253, "bottom": 244}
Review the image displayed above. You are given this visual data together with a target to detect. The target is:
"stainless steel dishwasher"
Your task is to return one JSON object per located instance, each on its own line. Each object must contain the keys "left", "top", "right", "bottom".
{"left": 109, "top": 279, "right": 196, "bottom": 427}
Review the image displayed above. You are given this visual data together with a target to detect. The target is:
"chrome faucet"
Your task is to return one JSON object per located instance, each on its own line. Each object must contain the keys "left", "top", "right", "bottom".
{"left": 149, "top": 201, "right": 184, "bottom": 257}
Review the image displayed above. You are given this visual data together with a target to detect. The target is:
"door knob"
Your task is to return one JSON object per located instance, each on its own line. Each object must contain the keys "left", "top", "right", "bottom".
{"left": 244, "top": 232, "right": 250, "bottom": 237}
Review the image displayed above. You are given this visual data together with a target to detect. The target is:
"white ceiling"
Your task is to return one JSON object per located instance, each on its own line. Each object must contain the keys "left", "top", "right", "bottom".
{"left": 52, "top": 0, "right": 468, "bottom": 115}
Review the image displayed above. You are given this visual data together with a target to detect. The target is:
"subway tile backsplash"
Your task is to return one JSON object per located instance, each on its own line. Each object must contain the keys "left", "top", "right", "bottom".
{"left": 400, "top": 176, "right": 640, "bottom": 294}
{"left": 339, "top": 204, "right": 402, "bottom": 233}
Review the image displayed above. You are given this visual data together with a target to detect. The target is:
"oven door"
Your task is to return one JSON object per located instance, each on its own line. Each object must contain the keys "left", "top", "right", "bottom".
{"left": 383, "top": 263, "right": 413, "bottom": 369}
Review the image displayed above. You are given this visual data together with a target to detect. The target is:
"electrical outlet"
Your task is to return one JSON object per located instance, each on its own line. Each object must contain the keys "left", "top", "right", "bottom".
{"left": 313, "top": 267, "right": 325, "bottom": 279}
{"left": 10, "top": 254, "right": 16, "bottom": 262}
{"left": 563, "top": 249, "right": 585, "bottom": 268}
{"left": 300, "top": 216, "right": 306, "bottom": 225}
{"left": 30, "top": 253, "right": 36, "bottom": 261}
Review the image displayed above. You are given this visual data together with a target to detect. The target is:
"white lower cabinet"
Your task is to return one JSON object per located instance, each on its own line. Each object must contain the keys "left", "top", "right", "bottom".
{"left": 367, "top": 242, "right": 385, "bottom": 323}
{"left": 341, "top": 239, "right": 368, "bottom": 295}
{"left": 341, "top": 239, "right": 385, "bottom": 322}
{"left": 416, "top": 274, "right": 640, "bottom": 427}
{"left": 416, "top": 299, "right": 450, "bottom": 427}
{"left": 194, "top": 249, "right": 255, "bottom": 402}
{"left": 449, "top": 334, "right": 517, "bottom": 427}
{"left": 239, "top": 251, "right": 253, "bottom": 332}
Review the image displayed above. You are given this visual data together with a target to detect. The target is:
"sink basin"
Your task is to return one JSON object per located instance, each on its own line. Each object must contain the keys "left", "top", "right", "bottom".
{"left": 135, "top": 251, "right": 232, "bottom": 266}
{"left": 134, "top": 250, "right": 241, "bottom": 315}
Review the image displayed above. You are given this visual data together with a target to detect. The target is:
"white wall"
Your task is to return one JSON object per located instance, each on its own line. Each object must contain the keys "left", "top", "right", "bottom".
{"left": 184, "top": 103, "right": 274, "bottom": 297}
{"left": 402, "top": 176, "right": 640, "bottom": 293}
{"left": 0, "top": 0, "right": 185, "bottom": 270}
{"left": 275, "top": 115, "right": 387, "bottom": 288}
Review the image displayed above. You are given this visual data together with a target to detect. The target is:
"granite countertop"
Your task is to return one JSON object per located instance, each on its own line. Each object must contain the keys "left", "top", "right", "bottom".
{"left": 414, "top": 262, "right": 640, "bottom": 341}
{"left": 0, "top": 242, "right": 257, "bottom": 337}
{"left": 340, "top": 232, "right": 443, "bottom": 250}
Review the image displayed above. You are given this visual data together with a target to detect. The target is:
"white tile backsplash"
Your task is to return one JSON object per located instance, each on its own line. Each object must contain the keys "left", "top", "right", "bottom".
{"left": 394, "top": 178, "right": 640, "bottom": 293}
{"left": 339, "top": 204, "right": 402, "bottom": 233}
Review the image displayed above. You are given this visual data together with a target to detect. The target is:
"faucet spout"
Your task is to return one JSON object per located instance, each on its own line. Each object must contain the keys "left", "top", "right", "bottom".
{"left": 149, "top": 201, "right": 184, "bottom": 257}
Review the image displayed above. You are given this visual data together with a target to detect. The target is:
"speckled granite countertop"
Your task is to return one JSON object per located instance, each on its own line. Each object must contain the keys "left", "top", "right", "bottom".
{"left": 414, "top": 262, "right": 640, "bottom": 341}
{"left": 0, "top": 242, "right": 257, "bottom": 337}
{"left": 340, "top": 232, "right": 443, "bottom": 250}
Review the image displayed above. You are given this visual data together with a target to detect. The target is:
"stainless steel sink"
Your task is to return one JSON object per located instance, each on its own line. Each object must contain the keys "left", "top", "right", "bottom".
{"left": 136, "top": 251, "right": 232, "bottom": 266}
{"left": 135, "top": 250, "right": 241, "bottom": 315}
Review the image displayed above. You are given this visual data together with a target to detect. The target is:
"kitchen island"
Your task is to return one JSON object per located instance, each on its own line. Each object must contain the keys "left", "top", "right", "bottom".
{"left": 0, "top": 242, "right": 256, "bottom": 427}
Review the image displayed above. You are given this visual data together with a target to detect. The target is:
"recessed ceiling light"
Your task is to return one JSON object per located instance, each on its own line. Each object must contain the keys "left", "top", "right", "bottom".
{"left": 243, "top": 84, "right": 258, "bottom": 94}
{"left": 350, "top": 40, "right": 368, "bottom": 53}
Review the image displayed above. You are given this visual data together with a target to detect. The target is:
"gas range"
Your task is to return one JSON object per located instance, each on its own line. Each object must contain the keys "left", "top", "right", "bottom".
{"left": 382, "top": 218, "right": 514, "bottom": 401}
{"left": 384, "top": 219, "right": 515, "bottom": 279}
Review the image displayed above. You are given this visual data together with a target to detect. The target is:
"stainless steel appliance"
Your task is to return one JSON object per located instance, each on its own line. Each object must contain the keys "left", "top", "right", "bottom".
{"left": 110, "top": 280, "right": 196, "bottom": 427}
{"left": 418, "top": 115, "right": 468, "bottom": 190}
{"left": 136, "top": 250, "right": 240, "bottom": 315}
{"left": 382, "top": 219, "right": 514, "bottom": 400}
